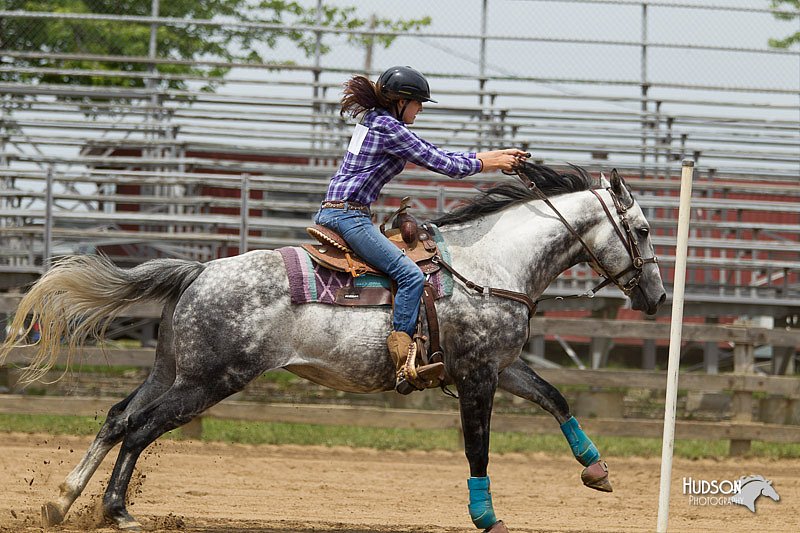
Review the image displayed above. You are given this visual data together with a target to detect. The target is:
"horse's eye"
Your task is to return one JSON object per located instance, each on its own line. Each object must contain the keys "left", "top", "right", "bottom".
{"left": 637, "top": 227, "right": 650, "bottom": 238}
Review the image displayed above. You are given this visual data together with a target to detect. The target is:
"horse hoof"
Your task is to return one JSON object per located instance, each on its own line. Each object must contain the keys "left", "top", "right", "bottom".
{"left": 485, "top": 520, "right": 509, "bottom": 532}
{"left": 581, "top": 461, "right": 613, "bottom": 492}
{"left": 105, "top": 507, "right": 142, "bottom": 531}
{"left": 41, "top": 502, "right": 65, "bottom": 526}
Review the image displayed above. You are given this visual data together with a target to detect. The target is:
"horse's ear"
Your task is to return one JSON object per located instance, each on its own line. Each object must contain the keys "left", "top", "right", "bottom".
{"left": 610, "top": 169, "right": 622, "bottom": 190}
{"left": 610, "top": 169, "right": 633, "bottom": 205}
{"left": 599, "top": 172, "right": 611, "bottom": 188}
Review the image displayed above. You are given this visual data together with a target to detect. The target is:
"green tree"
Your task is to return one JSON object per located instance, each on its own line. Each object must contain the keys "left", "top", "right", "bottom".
{"left": 769, "top": 0, "right": 800, "bottom": 48}
{"left": 0, "top": 1, "right": 431, "bottom": 89}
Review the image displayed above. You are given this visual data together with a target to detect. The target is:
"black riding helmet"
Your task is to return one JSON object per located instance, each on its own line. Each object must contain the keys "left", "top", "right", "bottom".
{"left": 377, "top": 66, "right": 437, "bottom": 103}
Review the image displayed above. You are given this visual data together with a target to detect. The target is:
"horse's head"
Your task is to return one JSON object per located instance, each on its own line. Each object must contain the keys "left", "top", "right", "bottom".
{"left": 589, "top": 170, "right": 666, "bottom": 315}
{"left": 738, "top": 475, "right": 781, "bottom": 504}
{"left": 759, "top": 479, "right": 781, "bottom": 502}
{"left": 435, "top": 162, "right": 668, "bottom": 315}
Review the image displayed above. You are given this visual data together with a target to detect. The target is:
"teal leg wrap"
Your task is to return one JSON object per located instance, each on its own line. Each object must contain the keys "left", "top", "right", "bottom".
{"left": 467, "top": 476, "right": 498, "bottom": 530}
{"left": 560, "top": 416, "right": 600, "bottom": 467}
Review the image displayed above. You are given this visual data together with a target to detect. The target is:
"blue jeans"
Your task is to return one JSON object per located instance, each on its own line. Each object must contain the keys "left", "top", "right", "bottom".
{"left": 314, "top": 207, "right": 424, "bottom": 335}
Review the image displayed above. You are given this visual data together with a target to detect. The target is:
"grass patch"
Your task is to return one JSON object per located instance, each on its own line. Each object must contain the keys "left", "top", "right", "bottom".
{"left": 0, "top": 414, "right": 104, "bottom": 436}
{"left": 2, "top": 413, "right": 799, "bottom": 459}
{"left": 200, "top": 418, "right": 462, "bottom": 450}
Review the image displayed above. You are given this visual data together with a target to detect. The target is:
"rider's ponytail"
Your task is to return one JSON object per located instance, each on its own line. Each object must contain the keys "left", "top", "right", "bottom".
{"left": 340, "top": 75, "right": 398, "bottom": 118}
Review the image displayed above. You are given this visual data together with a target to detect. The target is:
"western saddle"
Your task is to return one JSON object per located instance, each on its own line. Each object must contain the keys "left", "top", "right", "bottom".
{"left": 303, "top": 198, "right": 440, "bottom": 279}
{"left": 302, "top": 198, "right": 446, "bottom": 392}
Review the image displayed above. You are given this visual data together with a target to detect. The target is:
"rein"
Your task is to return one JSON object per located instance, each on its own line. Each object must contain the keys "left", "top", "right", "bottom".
{"left": 430, "top": 254, "right": 537, "bottom": 318}
{"left": 510, "top": 167, "right": 657, "bottom": 299}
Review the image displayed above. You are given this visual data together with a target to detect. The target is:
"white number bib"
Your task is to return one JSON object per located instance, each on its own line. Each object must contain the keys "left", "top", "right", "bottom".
{"left": 347, "top": 123, "right": 369, "bottom": 155}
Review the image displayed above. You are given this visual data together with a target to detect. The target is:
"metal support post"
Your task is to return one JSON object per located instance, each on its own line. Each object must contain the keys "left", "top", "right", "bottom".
{"left": 239, "top": 173, "right": 250, "bottom": 254}
{"left": 43, "top": 166, "right": 54, "bottom": 270}
{"left": 640, "top": 2, "right": 648, "bottom": 179}
{"left": 313, "top": 0, "right": 323, "bottom": 94}
{"left": 364, "top": 14, "right": 376, "bottom": 74}
{"left": 148, "top": 0, "right": 160, "bottom": 112}
{"left": 312, "top": 0, "right": 323, "bottom": 166}
{"left": 148, "top": 0, "right": 163, "bottom": 227}
{"left": 478, "top": 0, "right": 489, "bottom": 150}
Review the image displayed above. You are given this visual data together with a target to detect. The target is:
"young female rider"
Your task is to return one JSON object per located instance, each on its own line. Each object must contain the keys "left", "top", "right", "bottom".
{"left": 315, "top": 65, "right": 528, "bottom": 394}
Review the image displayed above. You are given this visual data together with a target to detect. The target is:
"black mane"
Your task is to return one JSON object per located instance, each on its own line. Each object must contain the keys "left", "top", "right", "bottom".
{"left": 431, "top": 162, "right": 596, "bottom": 227}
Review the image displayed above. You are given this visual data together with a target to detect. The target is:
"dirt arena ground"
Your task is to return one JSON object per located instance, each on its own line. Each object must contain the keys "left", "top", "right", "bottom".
{"left": 0, "top": 433, "right": 797, "bottom": 533}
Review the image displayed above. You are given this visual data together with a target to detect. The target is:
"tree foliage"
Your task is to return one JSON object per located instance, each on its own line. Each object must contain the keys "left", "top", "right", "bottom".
{"left": 769, "top": 0, "right": 800, "bottom": 48}
{"left": 0, "top": 1, "right": 431, "bottom": 89}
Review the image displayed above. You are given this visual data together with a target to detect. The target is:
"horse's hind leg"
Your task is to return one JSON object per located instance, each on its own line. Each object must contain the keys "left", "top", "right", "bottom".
{"left": 42, "top": 302, "right": 180, "bottom": 526}
{"left": 498, "top": 359, "right": 612, "bottom": 492}
{"left": 101, "top": 367, "right": 257, "bottom": 530}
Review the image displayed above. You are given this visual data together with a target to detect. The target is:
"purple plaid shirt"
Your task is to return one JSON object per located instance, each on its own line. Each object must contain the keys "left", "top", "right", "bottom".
{"left": 325, "top": 108, "right": 482, "bottom": 205}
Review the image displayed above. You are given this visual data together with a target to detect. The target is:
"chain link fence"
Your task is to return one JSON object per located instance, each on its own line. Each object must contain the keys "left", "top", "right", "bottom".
{"left": 2, "top": 1, "right": 797, "bottom": 168}
{"left": 2, "top": 1, "right": 797, "bottom": 173}
{"left": 3, "top": 2, "right": 798, "bottom": 86}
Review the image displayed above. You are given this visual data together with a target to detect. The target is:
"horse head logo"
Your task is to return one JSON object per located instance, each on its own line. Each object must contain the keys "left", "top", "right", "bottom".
{"left": 730, "top": 475, "right": 780, "bottom": 513}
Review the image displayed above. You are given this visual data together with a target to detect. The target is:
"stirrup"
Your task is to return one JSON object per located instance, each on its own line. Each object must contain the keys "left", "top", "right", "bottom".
{"left": 396, "top": 363, "right": 444, "bottom": 395}
{"left": 396, "top": 340, "right": 444, "bottom": 394}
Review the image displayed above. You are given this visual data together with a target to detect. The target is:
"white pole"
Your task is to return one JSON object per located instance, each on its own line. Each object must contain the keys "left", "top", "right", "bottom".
{"left": 656, "top": 159, "right": 694, "bottom": 532}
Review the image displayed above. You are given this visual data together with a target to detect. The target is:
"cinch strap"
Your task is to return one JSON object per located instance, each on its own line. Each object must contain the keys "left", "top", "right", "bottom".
{"left": 467, "top": 476, "right": 498, "bottom": 529}
{"left": 560, "top": 416, "right": 600, "bottom": 467}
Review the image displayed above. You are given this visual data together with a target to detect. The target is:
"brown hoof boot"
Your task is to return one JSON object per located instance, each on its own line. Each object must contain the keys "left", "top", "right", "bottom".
{"left": 485, "top": 520, "right": 509, "bottom": 532}
{"left": 581, "top": 460, "right": 613, "bottom": 492}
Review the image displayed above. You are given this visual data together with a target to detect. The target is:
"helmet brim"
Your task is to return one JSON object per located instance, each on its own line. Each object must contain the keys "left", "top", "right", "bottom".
{"left": 395, "top": 91, "right": 437, "bottom": 104}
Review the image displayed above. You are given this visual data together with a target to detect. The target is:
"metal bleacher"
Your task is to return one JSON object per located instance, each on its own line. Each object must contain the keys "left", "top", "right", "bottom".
{"left": 1, "top": 3, "right": 798, "bottom": 369}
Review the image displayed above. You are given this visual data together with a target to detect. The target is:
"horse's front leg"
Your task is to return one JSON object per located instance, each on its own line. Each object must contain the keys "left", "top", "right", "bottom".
{"left": 498, "top": 359, "right": 612, "bottom": 492}
{"left": 456, "top": 362, "right": 508, "bottom": 533}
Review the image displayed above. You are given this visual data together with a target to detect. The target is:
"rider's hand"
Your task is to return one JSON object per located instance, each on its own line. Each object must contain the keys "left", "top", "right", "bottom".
{"left": 476, "top": 149, "right": 529, "bottom": 173}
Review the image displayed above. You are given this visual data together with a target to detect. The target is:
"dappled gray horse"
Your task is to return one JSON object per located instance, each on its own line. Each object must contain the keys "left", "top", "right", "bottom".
{"left": 1, "top": 163, "right": 665, "bottom": 531}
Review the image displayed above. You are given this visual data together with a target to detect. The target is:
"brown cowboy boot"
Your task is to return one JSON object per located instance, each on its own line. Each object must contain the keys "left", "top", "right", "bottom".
{"left": 386, "top": 331, "right": 444, "bottom": 395}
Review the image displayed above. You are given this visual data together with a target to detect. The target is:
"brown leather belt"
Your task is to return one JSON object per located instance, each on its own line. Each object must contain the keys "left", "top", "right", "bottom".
{"left": 320, "top": 200, "right": 370, "bottom": 213}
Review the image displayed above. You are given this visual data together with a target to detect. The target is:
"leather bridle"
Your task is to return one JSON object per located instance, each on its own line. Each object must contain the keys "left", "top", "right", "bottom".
{"left": 422, "top": 168, "right": 659, "bottom": 322}
{"left": 512, "top": 169, "right": 658, "bottom": 298}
